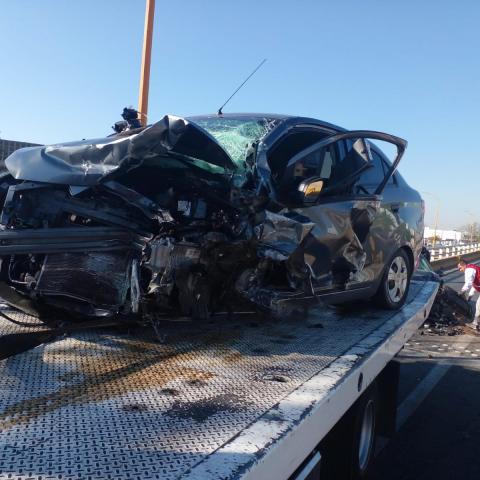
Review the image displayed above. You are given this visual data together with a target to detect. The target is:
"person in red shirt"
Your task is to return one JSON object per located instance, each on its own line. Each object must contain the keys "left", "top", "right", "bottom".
{"left": 458, "top": 258, "right": 480, "bottom": 331}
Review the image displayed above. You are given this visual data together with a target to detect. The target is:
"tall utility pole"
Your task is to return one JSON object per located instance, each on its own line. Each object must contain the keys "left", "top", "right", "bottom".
{"left": 138, "top": 0, "right": 156, "bottom": 126}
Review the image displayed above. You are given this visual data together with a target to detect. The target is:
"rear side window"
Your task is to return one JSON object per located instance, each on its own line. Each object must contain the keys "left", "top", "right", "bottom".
{"left": 357, "top": 148, "right": 396, "bottom": 191}
{"left": 358, "top": 150, "right": 385, "bottom": 186}
{"left": 382, "top": 156, "right": 397, "bottom": 186}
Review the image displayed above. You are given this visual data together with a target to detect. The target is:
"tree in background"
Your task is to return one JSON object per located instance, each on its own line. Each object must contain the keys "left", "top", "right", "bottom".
{"left": 459, "top": 222, "right": 479, "bottom": 242}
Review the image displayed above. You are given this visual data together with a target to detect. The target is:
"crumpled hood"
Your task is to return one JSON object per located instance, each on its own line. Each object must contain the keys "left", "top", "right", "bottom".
{"left": 5, "top": 115, "right": 236, "bottom": 186}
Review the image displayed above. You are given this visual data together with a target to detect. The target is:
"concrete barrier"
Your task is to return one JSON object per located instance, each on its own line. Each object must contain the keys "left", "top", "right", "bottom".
{"left": 430, "top": 243, "right": 480, "bottom": 262}
{"left": 431, "top": 251, "right": 480, "bottom": 271}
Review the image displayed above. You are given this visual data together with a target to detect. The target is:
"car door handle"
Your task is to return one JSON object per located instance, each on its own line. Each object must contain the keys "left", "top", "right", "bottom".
{"left": 390, "top": 202, "right": 401, "bottom": 213}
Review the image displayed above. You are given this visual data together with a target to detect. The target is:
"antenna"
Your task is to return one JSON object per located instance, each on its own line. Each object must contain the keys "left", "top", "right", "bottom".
{"left": 217, "top": 59, "right": 267, "bottom": 115}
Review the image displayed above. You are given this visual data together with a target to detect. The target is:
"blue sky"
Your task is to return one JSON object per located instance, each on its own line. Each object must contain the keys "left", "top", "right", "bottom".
{"left": 1, "top": 0, "right": 478, "bottom": 229}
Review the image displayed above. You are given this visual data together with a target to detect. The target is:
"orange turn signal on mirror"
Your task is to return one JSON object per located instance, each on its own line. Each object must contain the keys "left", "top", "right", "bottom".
{"left": 302, "top": 180, "right": 324, "bottom": 197}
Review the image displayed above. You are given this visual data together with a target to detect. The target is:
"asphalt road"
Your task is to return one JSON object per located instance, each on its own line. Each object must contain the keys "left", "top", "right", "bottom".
{"left": 370, "top": 261, "right": 480, "bottom": 480}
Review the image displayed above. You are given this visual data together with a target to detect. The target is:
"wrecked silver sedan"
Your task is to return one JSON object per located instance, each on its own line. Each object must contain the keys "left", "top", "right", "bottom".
{"left": 0, "top": 114, "right": 423, "bottom": 322}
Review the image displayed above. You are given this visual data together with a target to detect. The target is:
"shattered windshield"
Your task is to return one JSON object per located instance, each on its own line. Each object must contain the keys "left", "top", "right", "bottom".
{"left": 191, "top": 117, "right": 279, "bottom": 171}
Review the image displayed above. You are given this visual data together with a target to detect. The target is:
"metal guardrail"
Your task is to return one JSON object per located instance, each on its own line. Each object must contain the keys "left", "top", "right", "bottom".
{"left": 430, "top": 243, "right": 480, "bottom": 262}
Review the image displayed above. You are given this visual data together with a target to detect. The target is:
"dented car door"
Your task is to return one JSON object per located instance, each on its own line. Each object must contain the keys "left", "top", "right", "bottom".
{"left": 276, "top": 131, "right": 407, "bottom": 299}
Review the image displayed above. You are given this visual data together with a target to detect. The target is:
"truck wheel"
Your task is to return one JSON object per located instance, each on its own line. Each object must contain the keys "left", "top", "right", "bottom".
{"left": 320, "top": 383, "right": 378, "bottom": 480}
{"left": 375, "top": 249, "right": 411, "bottom": 310}
{"left": 351, "top": 385, "right": 378, "bottom": 479}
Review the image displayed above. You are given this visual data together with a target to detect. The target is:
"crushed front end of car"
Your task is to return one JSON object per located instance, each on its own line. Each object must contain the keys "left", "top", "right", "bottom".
{"left": 0, "top": 114, "right": 321, "bottom": 323}
{"left": 0, "top": 112, "right": 414, "bottom": 329}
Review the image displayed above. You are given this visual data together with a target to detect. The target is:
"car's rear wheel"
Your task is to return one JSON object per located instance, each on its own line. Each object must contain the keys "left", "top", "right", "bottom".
{"left": 375, "top": 249, "right": 411, "bottom": 309}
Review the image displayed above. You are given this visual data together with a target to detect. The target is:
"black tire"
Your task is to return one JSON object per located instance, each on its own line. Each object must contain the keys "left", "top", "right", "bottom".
{"left": 350, "top": 385, "right": 378, "bottom": 479}
{"left": 320, "top": 383, "right": 378, "bottom": 480}
{"left": 375, "top": 249, "right": 411, "bottom": 310}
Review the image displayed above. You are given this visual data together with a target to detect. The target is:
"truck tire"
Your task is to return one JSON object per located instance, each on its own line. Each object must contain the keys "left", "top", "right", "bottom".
{"left": 375, "top": 249, "right": 411, "bottom": 310}
{"left": 350, "top": 384, "right": 378, "bottom": 479}
{"left": 320, "top": 383, "right": 378, "bottom": 480}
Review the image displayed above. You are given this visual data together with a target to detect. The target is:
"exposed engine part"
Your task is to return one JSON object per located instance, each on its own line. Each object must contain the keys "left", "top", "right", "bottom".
{"left": 176, "top": 269, "right": 212, "bottom": 320}
{"left": 147, "top": 239, "right": 201, "bottom": 272}
{"left": 35, "top": 252, "right": 132, "bottom": 316}
{"left": 130, "top": 259, "right": 140, "bottom": 314}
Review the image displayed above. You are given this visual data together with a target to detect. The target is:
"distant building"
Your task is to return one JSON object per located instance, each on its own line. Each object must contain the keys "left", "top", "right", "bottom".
{"left": 0, "top": 139, "right": 41, "bottom": 163}
{"left": 424, "top": 227, "right": 462, "bottom": 244}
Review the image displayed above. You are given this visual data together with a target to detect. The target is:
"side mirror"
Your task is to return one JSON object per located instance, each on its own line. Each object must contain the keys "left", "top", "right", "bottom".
{"left": 297, "top": 177, "right": 325, "bottom": 204}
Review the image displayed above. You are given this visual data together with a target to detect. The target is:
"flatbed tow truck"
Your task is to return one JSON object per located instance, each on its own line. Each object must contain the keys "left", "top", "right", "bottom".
{"left": 0, "top": 276, "right": 438, "bottom": 480}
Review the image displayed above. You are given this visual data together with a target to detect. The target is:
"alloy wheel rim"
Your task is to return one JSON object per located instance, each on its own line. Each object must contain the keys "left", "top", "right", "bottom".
{"left": 387, "top": 256, "right": 408, "bottom": 303}
{"left": 358, "top": 400, "right": 375, "bottom": 471}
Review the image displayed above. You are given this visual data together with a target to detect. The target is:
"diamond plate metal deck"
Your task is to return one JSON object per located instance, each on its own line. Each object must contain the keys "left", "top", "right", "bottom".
{"left": 0, "top": 280, "right": 436, "bottom": 480}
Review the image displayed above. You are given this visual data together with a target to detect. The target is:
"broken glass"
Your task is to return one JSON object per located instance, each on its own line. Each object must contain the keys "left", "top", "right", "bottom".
{"left": 191, "top": 117, "right": 278, "bottom": 170}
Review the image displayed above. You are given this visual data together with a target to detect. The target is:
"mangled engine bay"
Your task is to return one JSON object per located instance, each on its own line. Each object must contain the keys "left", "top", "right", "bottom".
{"left": 0, "top": 115, "right": 323, "bottom": 322}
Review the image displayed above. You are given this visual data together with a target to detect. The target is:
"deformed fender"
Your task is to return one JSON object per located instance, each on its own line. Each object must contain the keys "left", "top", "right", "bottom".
{"left": 248, "top": 199, "right": 379, "bottom": 305}
{"left": 256, "top": 210, "right": 315, "bottom": 259}
{"left": 282, "top": 200, "right": 381, "bottom": 289}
